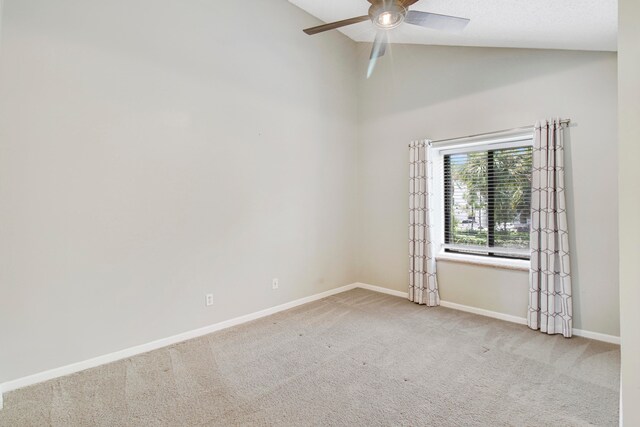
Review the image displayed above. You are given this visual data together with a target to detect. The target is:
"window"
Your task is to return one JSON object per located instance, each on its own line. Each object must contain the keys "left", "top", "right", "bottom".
{"left": 441, "top": 139, "right": 533, "bottom": 259}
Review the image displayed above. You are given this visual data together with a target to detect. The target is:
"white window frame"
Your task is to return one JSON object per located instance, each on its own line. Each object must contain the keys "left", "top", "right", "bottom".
{"left": 431, "top": 132, "right": 533, "bottom": 270}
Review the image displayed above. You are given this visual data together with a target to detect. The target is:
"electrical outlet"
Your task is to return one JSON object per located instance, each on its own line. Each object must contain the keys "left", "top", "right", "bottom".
{"left": 205, "top": 294, "right": 214, "bottom": 306}
{"left": 272, "top": 278, "right": 279, "bottom": 290}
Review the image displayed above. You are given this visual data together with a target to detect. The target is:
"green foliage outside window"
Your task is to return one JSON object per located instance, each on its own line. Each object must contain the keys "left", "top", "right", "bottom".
{"left": 447, "top": 146, "right": 532, "bottom": 251}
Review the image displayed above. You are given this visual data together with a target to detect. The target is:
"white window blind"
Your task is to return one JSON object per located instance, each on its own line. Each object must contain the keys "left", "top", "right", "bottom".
{"left": 442, "top": 140, "right": 533, "bottom": 259}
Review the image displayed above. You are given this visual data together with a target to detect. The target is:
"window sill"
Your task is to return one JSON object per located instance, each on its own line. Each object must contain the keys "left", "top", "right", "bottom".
{"left": 436, "top": 252, "right": 530, "bottom": 272}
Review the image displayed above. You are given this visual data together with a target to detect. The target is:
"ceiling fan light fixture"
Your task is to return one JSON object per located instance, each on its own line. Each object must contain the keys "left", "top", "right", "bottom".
{"left": 371, "top": 3, "right": 406, "bottom": 30}
{"left": 376, "top": 11, "right": 401, "bottom": 28}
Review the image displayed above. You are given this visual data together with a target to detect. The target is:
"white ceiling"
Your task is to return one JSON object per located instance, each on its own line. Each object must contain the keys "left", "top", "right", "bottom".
{"left": 289, "top": 0, "right": 618, "bottom": 52}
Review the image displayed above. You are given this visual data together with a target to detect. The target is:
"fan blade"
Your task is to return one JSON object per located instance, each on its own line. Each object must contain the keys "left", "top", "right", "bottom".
{"left": 405, "top": 10, "right": 470, "bottom": 32}
{"left": 303, "top": 15, "right": 370, "bottom": 35}
{"left": 367, "top": 31, "right": 388, "bottom": 79}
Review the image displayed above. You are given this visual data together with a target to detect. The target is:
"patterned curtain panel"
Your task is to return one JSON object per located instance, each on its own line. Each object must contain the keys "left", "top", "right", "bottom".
{"left": 409, "top": 141, "right": 440, "bottom": 307}
{"left": 528, "top": 119, "right": 573, "bottom": 337}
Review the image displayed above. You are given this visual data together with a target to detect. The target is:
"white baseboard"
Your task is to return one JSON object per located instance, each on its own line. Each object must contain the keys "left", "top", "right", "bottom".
{"left": 0, "top": 281, "right": 620, "bottom": 407}
{"left": 0, "top": 283, "right": 358, "bottom": 401}
{"left": 443, "top": 299, "right": 620, "bottom": 344}
{"left": 353, "top": 282, "right": 409, "bottom": 299}
{"left": 354, "top": 283, "right": 621, "bottom": 345}
{"left": 353, "top": 283, "right": 529, "bottom": 327}
{"left": 439, "top": 300, "right": 529, "bottom": 326}
{"left": 572, "top": 328, "right": 620, "bottom": 344}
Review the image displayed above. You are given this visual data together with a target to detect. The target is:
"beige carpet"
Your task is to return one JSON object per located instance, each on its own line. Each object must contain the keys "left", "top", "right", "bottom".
{"left": 0, "top": 289, "right": 620, "bottom": 426}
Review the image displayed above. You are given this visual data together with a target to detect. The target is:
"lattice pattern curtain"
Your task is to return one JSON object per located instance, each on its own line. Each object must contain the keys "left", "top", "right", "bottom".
{"left": 528, "top": 119, "right": 573, "bottom": 337}
{"left": 409, "top": 140, "right": 440, "bottom": 306}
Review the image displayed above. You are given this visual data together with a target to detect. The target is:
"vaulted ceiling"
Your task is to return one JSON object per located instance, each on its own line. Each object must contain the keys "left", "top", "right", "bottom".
{"left": 289, "top": 0, "right": 617, "bottom": 51}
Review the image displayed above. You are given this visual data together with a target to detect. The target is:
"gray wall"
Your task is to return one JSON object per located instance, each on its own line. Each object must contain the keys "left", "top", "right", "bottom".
{"left": 619, "top": 0, "right": 640, "bottom": 423}
{"left": 356, "top": 44, "right": 619, "bottom": 336}
{"left": 0, "top": 0, "right": 359, "bottom": 384}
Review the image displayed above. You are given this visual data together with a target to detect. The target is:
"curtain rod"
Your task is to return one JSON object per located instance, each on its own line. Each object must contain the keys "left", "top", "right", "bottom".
{"left": 429, "top": 119, "right": 571, "bottom": 146}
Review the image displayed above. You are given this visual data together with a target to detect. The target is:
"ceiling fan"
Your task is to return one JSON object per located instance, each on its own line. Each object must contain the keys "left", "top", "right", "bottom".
{"left": 303, "top": 0, "right": 470, "bottom": 78}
